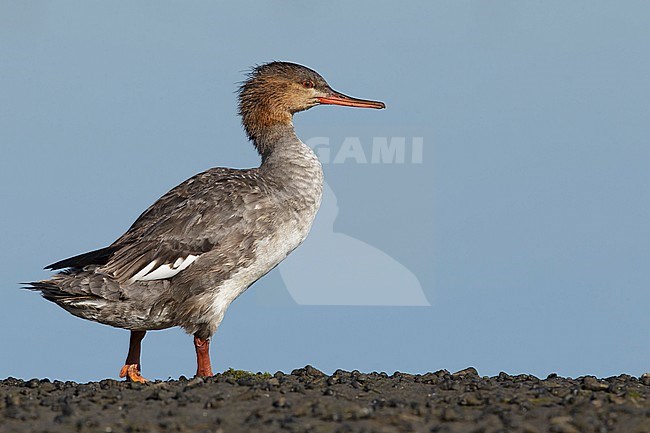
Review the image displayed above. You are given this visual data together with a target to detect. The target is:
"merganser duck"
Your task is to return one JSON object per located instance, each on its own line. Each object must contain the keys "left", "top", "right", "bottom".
{"left": 29, "top": 61, "right": 385, "bottom": 382}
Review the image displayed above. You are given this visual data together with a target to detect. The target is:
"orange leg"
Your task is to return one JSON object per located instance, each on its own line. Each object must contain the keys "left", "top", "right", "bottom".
{"left": 194, "top": 335, "right": 214, "bottom": 377}
{"left": 119, "top": 330, "right": 147, "bottom": 383}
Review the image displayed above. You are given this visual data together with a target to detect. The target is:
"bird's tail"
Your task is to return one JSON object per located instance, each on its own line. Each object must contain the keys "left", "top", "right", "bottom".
{"left": 25, "top": 279, "right": 74, "bottom": 303}
{"left": 24, "top": 277, "right": 102, "bottom": 308}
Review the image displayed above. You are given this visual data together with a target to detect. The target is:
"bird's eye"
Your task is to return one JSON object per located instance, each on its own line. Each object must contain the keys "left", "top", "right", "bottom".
{"left": 303, "top": 80, "right": 315, "bottom": 89}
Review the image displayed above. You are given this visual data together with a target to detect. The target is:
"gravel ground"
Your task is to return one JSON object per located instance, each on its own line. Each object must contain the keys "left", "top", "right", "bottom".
{"left": 2, "top": 366, "right": 649, "bottom": 433}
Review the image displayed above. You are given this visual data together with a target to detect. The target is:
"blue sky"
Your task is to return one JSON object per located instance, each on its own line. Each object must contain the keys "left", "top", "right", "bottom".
{"left": 1, "top": 1, "right": 649, "bottom": 382}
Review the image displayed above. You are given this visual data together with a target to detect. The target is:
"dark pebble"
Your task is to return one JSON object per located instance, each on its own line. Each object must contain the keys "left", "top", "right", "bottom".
{"left": 640, "top": 373, "right": 650, "bottom": 386}
{"left": 1, "top": 367, "right": 648, "bottom": 433}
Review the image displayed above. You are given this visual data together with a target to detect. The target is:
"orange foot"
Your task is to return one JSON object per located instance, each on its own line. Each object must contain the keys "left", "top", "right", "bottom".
{"left": 119, "top": 364, "right": 148, "bottom": 383}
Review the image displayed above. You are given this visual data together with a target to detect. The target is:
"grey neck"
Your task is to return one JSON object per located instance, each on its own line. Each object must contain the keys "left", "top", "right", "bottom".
{"left": 255, "top": 123, "right": 324, "bottom": 209}
{"left": 258, "top": 124, "right": 321, "bottom": 174}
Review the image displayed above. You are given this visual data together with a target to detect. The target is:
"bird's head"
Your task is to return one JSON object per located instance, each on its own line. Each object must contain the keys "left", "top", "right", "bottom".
{"left": 238, "top": 62, "right": 385, "bottom": 144}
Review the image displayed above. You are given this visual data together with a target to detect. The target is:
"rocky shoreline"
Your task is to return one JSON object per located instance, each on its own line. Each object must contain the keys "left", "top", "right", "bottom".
{"left": 1, "top": 366, "right": 649, "bottom": 432}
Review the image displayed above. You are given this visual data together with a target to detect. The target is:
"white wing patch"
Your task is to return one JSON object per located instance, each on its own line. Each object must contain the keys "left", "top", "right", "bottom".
{"left": 129, "top": 254, "right": 199, "bottom": 283}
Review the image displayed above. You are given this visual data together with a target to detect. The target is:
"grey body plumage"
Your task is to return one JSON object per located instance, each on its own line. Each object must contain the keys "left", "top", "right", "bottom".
{"left": 34, "top": 126, "right": 322, "bottom": 340}
{"left": 28, "top": 61, "right": 384, "bottom": 379}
